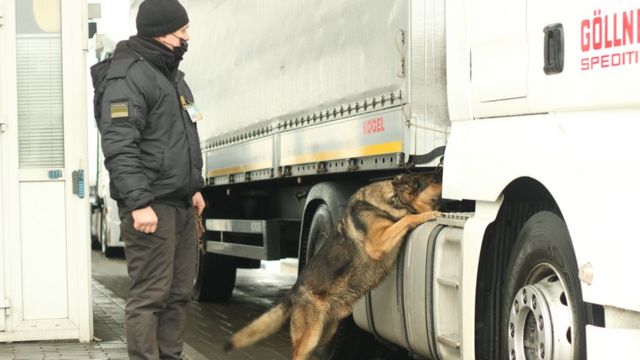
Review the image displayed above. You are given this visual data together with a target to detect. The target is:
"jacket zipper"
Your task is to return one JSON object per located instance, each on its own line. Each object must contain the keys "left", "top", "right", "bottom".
{"left": 174, "top": 83, "right": 194, "bottom": 199}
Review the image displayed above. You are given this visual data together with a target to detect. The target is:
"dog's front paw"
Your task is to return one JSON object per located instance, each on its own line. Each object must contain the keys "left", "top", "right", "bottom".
{"left": 409, "top": 211, "right": 441, "bottom": 227}
{"left": 420, "top": 210, "right": 442, "bottom": 222}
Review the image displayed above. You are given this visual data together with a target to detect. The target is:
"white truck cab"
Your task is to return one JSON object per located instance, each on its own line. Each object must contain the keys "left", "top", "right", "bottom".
{"left": 178, "top": 0, "right": 640, "bottom": 358}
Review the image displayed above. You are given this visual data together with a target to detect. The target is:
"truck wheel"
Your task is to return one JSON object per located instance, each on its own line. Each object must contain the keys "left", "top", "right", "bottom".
{"left": 304, "top": 204, "right": 377, "bottom": 360}
{"left": 193, "top": 251, "right": 237, "bottom": 302}
{"left": 91, "top": 236, "right": 100, "bottom": 250}
{"left": 100, "top": 211, "right": 118, "bottom": 258}
{"left": 90, "top": 200, "right": 102, "bottom": 250}
{"left": 91, "top": 215, "right": 100, "bottom": 251}
{"left": 502, "top": 211, "right": 589, "bottom": 360}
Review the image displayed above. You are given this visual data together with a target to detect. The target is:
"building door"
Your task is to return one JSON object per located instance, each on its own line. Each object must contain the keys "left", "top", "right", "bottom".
{"left": 0, "top": 0, "right": 91, "bottom": 342}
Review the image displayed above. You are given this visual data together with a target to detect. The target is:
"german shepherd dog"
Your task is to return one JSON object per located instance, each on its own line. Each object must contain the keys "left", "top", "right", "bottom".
{"left": 225, "top": 173, "right": 443, "bottom": 360}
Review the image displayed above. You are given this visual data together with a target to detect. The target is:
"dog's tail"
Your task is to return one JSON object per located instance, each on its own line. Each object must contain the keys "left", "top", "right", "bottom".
{"left": 224, "top": 300, "right": 292, "bottom": 351}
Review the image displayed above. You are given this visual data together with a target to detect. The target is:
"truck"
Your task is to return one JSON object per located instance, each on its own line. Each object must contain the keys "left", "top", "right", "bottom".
{"left": 154, "top": 0, "right": 640, "bottom": 358}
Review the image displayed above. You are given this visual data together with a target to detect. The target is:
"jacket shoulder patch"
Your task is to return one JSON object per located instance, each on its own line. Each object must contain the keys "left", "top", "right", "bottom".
{"left": 110, "top": 100, "right": 129, "bottom": 119}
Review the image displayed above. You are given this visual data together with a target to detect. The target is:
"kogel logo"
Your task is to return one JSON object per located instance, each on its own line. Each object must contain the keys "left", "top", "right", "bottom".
{"left": 363, "top": 116, "right": 385, "bottom": 135}
{"left": 581, "top": 9, "right": 640, "bottom": 71}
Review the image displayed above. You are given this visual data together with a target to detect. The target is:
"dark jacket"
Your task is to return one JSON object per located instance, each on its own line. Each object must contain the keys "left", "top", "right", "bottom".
{"left": 95, "top": 38, "right": 204, "bottom": 211}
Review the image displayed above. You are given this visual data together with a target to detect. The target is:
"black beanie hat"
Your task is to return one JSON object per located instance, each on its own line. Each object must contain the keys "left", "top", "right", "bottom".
{"left": 136, "top": 0, "right": 189, "bottom": 37}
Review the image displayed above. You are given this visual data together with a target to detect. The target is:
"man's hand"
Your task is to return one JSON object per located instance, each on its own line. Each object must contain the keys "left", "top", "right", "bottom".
{"left": 132, "top": 206, "right": 158, "bottom": 234}
{"left": 193, "top": 192, "right": 206, "bottom": 215}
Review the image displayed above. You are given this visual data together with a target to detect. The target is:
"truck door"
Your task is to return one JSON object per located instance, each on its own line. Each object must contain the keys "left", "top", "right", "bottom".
{"left": 0, "top": 0, "right": 91, "bottom": 342}
{"left": 471, "top": 0, "right": 528, "bottom": 102}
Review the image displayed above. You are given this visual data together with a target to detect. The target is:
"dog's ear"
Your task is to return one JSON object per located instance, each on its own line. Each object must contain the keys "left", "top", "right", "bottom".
{"left": 415, "top": 172, "right": 442, "bottom": 189}
{"left": 392, "top": 174, "right": 420, "bottom": 196}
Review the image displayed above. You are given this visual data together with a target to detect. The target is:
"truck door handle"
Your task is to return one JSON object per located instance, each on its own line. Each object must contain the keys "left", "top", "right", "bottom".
{"left": 544, "top": 23, "right": 564, "bottom": 75}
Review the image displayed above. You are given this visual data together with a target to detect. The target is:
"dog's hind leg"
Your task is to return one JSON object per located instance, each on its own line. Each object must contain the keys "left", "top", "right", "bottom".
{"left": 318, "top": 318, "right": 340, "bottom": 347}
{"left": 291, "top": 303, "right": 326, "bottom": 360}
{"left": 318, "top": 304, "right": 352, "bottom": 346}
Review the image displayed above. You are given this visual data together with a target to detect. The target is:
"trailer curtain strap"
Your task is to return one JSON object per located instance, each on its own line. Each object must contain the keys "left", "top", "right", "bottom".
{"left": 408, "top": 146, "right": 446, "bottom": 165}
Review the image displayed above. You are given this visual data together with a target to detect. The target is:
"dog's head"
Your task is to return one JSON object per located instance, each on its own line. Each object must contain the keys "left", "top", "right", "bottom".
{"left": 391, "top": 173, "right": 442, "bottom": 213}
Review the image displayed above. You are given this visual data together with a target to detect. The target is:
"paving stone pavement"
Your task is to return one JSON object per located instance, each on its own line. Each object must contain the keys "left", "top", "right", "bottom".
{"left": 0, "top": 252, "right": 300, "bottom": 360}
{"left": 90, "top": 251, "right": 299, "bottom": 360}
{"left": 0, "top": 252, "right": 410, "bottom": 360}
{"left": 0, "top": 280, "right": 210, "bottom": 360}
{"left": 0, "top": 281, "right": 129, "bottom": 360}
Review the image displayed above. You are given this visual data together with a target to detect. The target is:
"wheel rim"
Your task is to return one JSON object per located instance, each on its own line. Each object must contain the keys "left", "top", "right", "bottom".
{"left": 508, "top": 263, "right": 574, "bottom": 360}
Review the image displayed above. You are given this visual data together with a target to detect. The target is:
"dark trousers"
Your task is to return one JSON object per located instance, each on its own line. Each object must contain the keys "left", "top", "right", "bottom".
{"left": 119, "top": 204, "right": 197, "bottom": 360}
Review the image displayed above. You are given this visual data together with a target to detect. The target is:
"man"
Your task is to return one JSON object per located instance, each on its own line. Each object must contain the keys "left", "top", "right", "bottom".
{"left": 94, "top": 0, "right": 205, "bottom": 358}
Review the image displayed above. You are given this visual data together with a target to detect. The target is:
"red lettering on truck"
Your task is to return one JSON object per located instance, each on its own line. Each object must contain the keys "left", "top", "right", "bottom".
{"left": 581, "top": 8, "right": 640, "bottom": 71}
{"left": 363, "top": 117, "right": 385, "bottom": 135}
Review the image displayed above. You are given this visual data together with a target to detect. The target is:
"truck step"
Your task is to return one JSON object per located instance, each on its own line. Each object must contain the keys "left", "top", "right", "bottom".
{"left": 204, "top": 218, "right": 300, "bottom": 260}
{"left": 432, "top": 226, "right": 464, "bottom": 358}
{"left": 205, "top": 219, "right": 267, "bottom": 233}
{"left": 437, "top": 212, "right": 474, "bottom": 228}
{"left": 436, "top": 276, "right": 460, "bottom": 290}
{"left": 437, "top": 334, "right": 461, "bottom": 349}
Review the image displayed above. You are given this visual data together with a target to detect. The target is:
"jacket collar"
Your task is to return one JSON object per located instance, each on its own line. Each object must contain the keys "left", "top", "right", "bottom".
{"left": 127, "top": 35, "right": 181, "bottom": 82}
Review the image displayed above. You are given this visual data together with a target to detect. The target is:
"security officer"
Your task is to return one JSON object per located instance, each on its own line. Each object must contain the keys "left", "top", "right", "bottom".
{"left": 94, "top": 0, "right": 205, "bottom": 358}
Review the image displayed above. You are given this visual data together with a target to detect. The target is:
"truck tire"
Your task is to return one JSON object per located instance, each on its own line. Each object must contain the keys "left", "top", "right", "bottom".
{"left": 100, "top": 211, "right": 119, "bottom": 258}
{"left": 90, "top": 200, "right": 102, "bottom": 250}
{"left": 91, "top": 225, "right": 100, "bottom": 250}
{"left": 193, "top": 251, "right": 237, "bottom": 302}
{"left": 501, "top": 211, "right": 590, "bottom": 360}
{"left": 304, "top": 204, "right": 377, "bottom": 360}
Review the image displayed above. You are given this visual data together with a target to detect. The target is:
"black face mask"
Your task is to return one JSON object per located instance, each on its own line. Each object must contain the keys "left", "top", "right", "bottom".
{"left": 170, "top": 33, "right": 188, "bottom": 61}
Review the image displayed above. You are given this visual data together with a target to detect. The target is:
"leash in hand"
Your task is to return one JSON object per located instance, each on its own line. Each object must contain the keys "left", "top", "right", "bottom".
{"left": 195, "top": 210, "right": 206, "bottom": 255}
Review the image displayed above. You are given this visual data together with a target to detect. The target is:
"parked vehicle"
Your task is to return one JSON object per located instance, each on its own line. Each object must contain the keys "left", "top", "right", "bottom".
{"left": 88, "top": 147, "right": 122, "bottom": 258}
